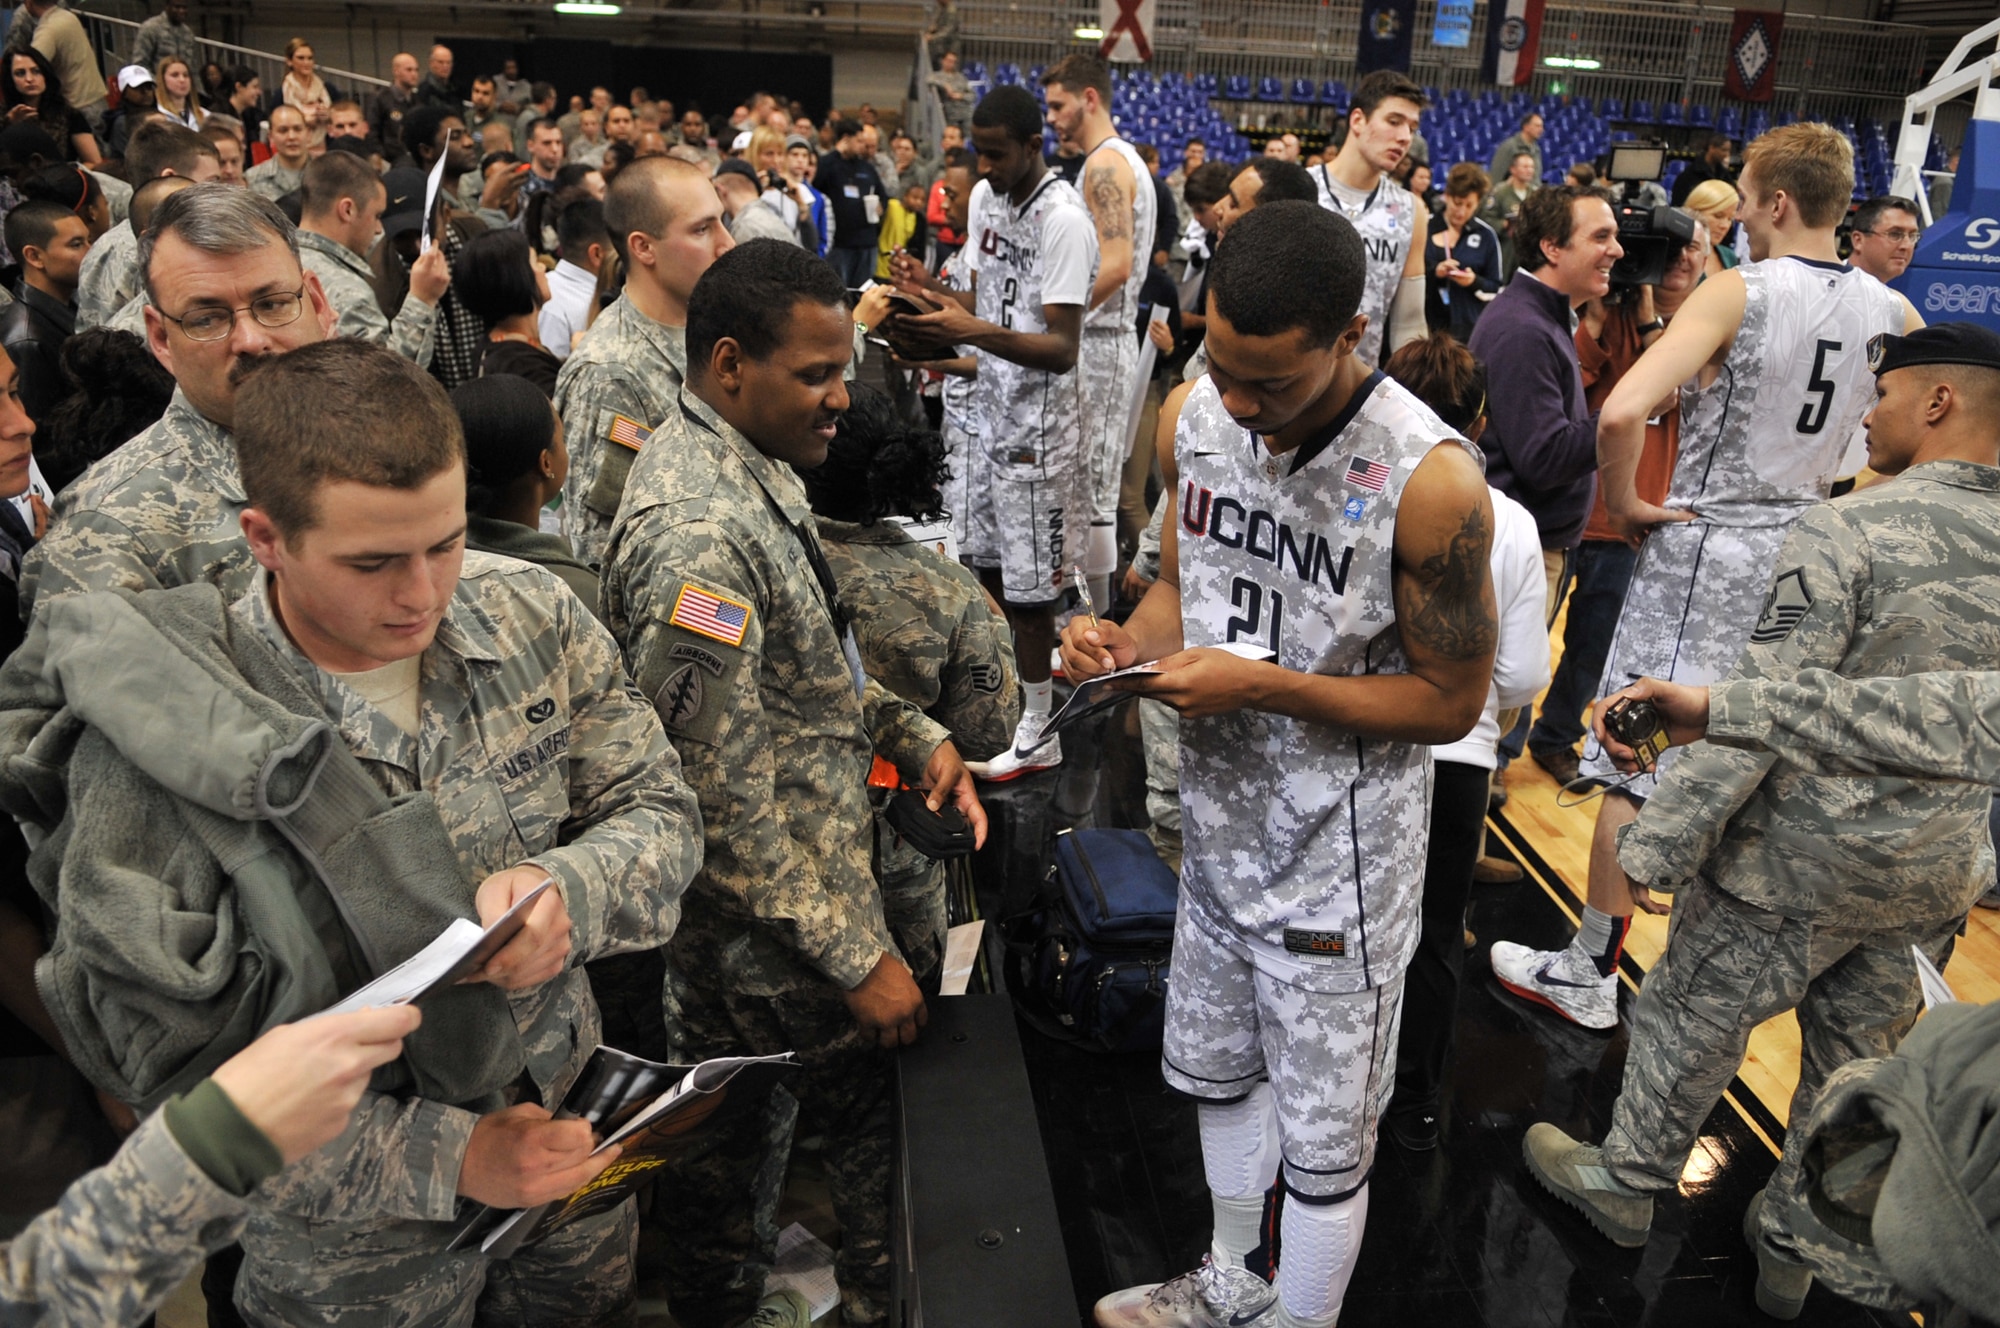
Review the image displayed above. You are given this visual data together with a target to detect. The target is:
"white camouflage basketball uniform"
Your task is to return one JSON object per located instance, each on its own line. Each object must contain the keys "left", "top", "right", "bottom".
{"left": 1314, "top": 165, "right": 1418, "bottom": 369}
{"left": 953, "top": 174, "right": 1100, "bottom": 604}
{"left": 1079, "top": 134, "right": 1158, "bottom": 574}
{"left": 1165, "top": 369, "right": 1472, "bottom": 1198}
{"left": 1578, "top": 257, "right": 1906, "bottom": 794}
{"left": 936, "top": 245, "right": 980, "bottom": 534}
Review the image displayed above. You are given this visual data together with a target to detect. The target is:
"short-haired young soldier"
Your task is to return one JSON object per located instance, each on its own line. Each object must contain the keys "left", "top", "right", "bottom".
{"left": 0, "top": 338, "right": 702, "bottom": 1323}
{"left": 1064, "top": 202, "right": 1496, "bottom": 1328}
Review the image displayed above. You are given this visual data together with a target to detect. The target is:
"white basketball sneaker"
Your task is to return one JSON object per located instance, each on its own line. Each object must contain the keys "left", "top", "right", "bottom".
{"left": 966, "top": 710, "right": 1063, "bottom": 782}
{"left": 1093, "top": 1256, "right": 1279, "bottom": 1327}
{"left": 1489, "top": 940, "right": 1620, "bottom": 1030}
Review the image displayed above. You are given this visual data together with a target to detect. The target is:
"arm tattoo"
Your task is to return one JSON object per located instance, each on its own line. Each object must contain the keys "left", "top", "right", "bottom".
{"left": 1084, "top": 164, "right": 1131, "bottom": 242}
{"left": 1404, "top": 505, "right": 1498, "bottom": 662}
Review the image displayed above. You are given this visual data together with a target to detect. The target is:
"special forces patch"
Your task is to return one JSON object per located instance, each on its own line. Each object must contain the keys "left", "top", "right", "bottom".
{"left": 1749, "top": 568, "right": 1813, "bottom": 644}
{"left": 655, "top": 664, "right": 707, "bottom": 734}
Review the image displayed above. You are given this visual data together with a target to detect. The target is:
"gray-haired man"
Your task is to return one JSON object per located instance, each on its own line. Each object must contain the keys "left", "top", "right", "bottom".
{"left": 21, "top": 184, "right": 336, "bottom": 614}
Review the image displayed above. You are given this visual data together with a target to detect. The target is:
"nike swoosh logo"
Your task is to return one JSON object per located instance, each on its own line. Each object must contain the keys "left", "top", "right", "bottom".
{"left": 1533, "top": 962, "right": 1602, "bottom": 990}
{"left": 1229, "top": 1306, "right": 1275, "bottom": 1326}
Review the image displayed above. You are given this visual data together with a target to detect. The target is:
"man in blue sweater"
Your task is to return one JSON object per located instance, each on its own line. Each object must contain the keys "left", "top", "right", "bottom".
{"left": 1466, "top": 184, "right": 1623, "bottom": 778}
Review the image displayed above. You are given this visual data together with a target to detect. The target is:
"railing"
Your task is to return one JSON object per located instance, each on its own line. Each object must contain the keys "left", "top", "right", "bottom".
{"left": 76, "top": 9, "right": 390, "bottom": 104}
{"left": 956, "top": 0, "right": 1929, "bottom": 124}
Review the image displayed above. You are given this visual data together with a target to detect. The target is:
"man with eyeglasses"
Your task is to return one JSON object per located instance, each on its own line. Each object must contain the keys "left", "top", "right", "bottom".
{"left": 21, "top": 184, "right": 335, "bottom": 614}
{"left": 1830, "top": 196, "right": 1926, "bottom": 493}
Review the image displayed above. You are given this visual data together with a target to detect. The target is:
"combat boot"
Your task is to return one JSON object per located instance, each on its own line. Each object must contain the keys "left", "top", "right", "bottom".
{"left": 1744, "top": 1188, "right": 1812, "bottom": 1319}
{"left": 1522, "top": 1123, "right": 1654, "bottom": 1247}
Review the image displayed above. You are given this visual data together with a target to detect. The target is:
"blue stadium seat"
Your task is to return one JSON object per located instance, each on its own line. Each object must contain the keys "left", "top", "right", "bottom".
{"left": 995, "top": 62, "right": 1020, "bottom": 87}
{"left": 1320, "top": 79, "right": 1347, "bottom": 107}
{"left": 1659, "top": 101, "right": 1683, "bottom": 127}
{"left": 964, "top": 61, "right": 986, "bottom": 82}
{"left": 1690, "top": 104, "right": 1713, "bottom": 128}
{"left": 1256, "top": 76, "right": 1284, "bottom": 102}
{"left": 1225, "top": 74, "right": 1252, "bottom": 100}
{"left": 1290, "top": 78, "right": 1315, "bottom": 103}
{"left": 1602, "top": 97, "right": 1624, "bottom": 121}
{"left": 1027, "top": 65, "right": 1045, "bottom": 86}
{"left": 1630, "top": 99, "right": 1654, "bottom": 124}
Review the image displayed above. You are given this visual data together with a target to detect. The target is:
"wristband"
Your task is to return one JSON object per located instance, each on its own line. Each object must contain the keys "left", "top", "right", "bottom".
{"left": 1637, "top": 319, "right": 1665, "bottom": 336}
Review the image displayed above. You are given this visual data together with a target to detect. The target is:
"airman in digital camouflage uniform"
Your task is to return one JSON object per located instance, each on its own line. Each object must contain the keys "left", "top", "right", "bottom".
{"left": 1523, "top": 323, "right": 2000, "bottom": 1321}
{"left": 0, "top": 1008, "right": 421, "bottom": 1328}
{"left": 554, "top": 156, "right": 728, "bottom": 570}
{"left": 216, "top": 341, "right": 701, "bottom": 1324}
{"left": 22, "top": 185, "right": 335, "bottom": 616}
{"left": 601, "top": 242, "right": 986, "bottom": 1328}
{"left": 297, "top": 151, "right": 450, "bottom": 367}
{"left": 805, "top": 382, "right": 1020, "bottom": 984}
{"left": 74, "top": 120, "right": 223, "bottom": 331}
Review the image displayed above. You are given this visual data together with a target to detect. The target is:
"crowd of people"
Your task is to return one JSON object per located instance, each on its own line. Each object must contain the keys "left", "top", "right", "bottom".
{"left": 0, "top": 9, "right": 1995, "bottom": 1328}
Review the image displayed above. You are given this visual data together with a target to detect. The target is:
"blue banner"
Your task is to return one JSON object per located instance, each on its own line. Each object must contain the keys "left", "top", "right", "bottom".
{"left": 1433, "top": 0, "right": 1474, "bottom": 49}
{"left": 1356, "top": 0, "right": 1418, "bottom": 73}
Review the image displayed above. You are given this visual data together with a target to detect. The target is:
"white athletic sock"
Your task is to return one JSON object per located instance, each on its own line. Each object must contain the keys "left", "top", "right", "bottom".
{"left": 1198, "top": 1084, "right": 1281, "bottom": 1269}
{"left": 1024, "top": 678, "right": 1054, "bottom": 718}
{"left": 1275, "top": 1183, "right": 1369, "bottom": 1326}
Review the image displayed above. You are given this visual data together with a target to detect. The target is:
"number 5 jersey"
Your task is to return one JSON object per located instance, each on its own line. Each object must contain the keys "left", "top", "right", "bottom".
{"left": 1577, "top": 256, "right": 1907, "bottom": 794}
{"left": 1174, "top": 370, "right": 1475, "bottom": 994}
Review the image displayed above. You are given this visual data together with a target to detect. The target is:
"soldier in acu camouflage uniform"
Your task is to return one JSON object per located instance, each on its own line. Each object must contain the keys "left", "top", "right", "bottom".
{"left": 1064, "top": 204, "right": 1496, "bottom": 1328}
{"left": 1522, "top": 324, "right": 2000, "bottom": 1321}
{"left": 554, "top": 156, "right": 730, "bottom": 571}
{"left": 601, "top": 243, "right": 987, "bottom": 1328}
{"left": 23, "top": 185, "right": 335, "bottom": 614}
{"left": 217, "top": 341, "right": 701, "bottom": 1324}
{"left": 805, "top": 383, "right": 1020, "bottom": 985}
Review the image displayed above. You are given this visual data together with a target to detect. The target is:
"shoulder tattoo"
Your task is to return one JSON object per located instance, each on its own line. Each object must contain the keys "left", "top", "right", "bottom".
{"left": 1084, "top": 164, "right": 1131, "bottom": 242}
{"left": 1404, "top": 504, "right": 1498, "bottom": 662}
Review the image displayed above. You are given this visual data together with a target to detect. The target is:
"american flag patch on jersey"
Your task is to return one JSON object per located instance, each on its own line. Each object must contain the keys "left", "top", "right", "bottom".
{"left": 1345, "top": 456, "right": 1391, "bottom": 492}
{"left": 669, "top": 584, "right": 752, "bottom": 647}
{"left": 607, "top": 414, "right": 653, "bottom": 453}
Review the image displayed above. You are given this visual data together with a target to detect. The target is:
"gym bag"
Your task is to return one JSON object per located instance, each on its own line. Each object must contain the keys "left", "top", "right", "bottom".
{"left": 1003, "top": 827, "right": 1178, "bottom": 1054}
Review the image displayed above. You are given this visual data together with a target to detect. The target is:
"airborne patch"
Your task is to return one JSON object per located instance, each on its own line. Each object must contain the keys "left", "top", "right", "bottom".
{"left": 669, "top": 641, "right": 729, "bottom": 676}
{"left": 1749, "top": 568, "right": 1813, "bottom": 645}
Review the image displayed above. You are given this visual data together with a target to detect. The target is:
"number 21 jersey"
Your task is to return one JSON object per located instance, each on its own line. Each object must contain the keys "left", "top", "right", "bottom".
{"left": 1175, "top": 372, "right": 1472, "bottom": 994}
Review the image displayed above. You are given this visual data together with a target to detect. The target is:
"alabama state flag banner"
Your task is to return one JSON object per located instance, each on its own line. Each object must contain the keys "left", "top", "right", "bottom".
{"left": 1724, "top": 9, "right": 1785, "bottom": 102}
{"left": 1480, "top": 0, "right": 1547, "bottom": 87}
{"left": 1099, "top": 0, "right": 1155, "bottom": 63}
{"left": 1357, "top": 0, "right": 1418, "bottom": 73}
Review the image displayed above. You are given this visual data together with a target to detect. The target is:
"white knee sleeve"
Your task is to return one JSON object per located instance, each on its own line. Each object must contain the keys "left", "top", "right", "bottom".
{"left": 1198, "top": 1081, "right": 1281, "bottom": 1198}
{"left": 1276, "top": 1182, "right": 1369, "bottom": 1327}
{"left": 1085, "top": 519, "right": 1118, "bottom": 578}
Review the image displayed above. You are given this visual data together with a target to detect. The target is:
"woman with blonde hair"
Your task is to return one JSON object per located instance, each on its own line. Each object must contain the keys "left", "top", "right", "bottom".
{"left": 154, "top": 56, "right": 203, "bottom": 130}
{"left": 280, "top": 38, "right": 330, "bottom": 149}
{"left": 1683, "top": 177, "right": 1741, "bottom": 275}
{"left": 750, "top": 123, "right": 811, "bottom": 235}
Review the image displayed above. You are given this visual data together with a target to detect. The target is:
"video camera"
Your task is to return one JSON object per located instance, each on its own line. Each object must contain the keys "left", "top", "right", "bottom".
{"left": 1604, "top": 142, "right": 1698, "bottom": 291}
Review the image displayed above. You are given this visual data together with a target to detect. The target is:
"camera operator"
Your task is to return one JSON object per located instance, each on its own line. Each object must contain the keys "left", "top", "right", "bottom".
{"left": 1518, "top": 323, "right": 2000, "bottom": 1321}
{"left": 1525, "top": 217, "right": 1708, "bottom": 786}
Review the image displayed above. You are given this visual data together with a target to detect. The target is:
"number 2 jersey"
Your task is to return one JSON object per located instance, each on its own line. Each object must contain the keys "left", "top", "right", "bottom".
{"left": 1578, "top": 255, "right": 1907, "bottom": 792}
{"left": 962, "top": 174, "right": 1099, "bottom": 475}
{"left": 1174, "top": 371, "right": 1473, "bottom": 994}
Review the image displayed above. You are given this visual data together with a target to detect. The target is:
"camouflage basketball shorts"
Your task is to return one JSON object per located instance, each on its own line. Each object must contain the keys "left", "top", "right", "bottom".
{"left": 1080, "top": 326, "right": 1141, "bottom": 530}
{"left": 1161, "top": 902, "right": 1405, "bottom": 1200}
{"left": 944, "top": 407, "right": 1087, "bottom": 606}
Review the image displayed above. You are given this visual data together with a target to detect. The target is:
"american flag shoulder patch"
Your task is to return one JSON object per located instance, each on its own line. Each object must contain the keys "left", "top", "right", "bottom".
{"left": 669, "top": 582, "right": 752, "bottom": 648}
{"left": 607, "top": 414, "right": 654, "bottom": 453}
{"left": 1344, "top": 455, "right": 1391, "bottom": 493}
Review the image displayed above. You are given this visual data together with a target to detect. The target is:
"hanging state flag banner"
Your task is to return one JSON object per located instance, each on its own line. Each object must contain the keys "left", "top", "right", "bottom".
{"left": 1724, "top": 9, "right": 1784, "bottom": 102}
{"left": 1100, "top": 0, "right": 1155, "bottom": 63}
{"left": 1433, "top": 0, "right": 1475, "bottom": 49}
{"left": 1480, "top": 0, "right": 1547, "bottom": 87}
{"left": 1357, "top": 0, "right": 1418, "bottom": 72}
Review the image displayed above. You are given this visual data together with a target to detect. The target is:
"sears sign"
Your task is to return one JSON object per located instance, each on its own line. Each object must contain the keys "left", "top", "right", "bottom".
{"left": 1894, "top": 118, "right": 2000, "bottom": 335}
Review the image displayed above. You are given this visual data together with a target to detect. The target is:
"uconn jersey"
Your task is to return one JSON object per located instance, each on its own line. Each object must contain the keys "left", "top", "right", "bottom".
{"left": 1315, "top": 167, "right": 1418, "bottom": 368}
{"left": 1579, "top": 256, "right": 1907, "bottom": 791}
{"left": 1175, "top": 372, "right": 1471, "bottom": 993}
{"left": 956, "top": 174, "right": 1099, "bottom": 600}
{"left": 1080, "top": 135, "right": 1160, "bottom": 554}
